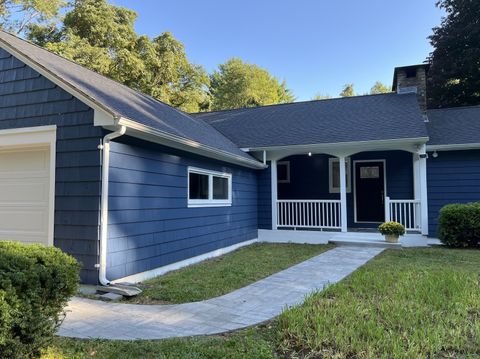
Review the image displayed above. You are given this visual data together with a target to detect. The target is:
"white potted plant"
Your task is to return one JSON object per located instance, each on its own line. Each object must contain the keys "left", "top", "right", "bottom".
{"left": 378, "top": 221, "right": 405, "bottom": 243}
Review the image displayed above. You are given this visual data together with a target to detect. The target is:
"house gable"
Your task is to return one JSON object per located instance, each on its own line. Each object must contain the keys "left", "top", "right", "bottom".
{"left": 0, "top": 47, "right": 102, "bottom": 283}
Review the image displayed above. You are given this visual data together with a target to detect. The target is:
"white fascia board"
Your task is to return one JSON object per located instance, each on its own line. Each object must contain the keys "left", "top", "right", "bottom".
{"left": 0, "top": 38, "right": 117, "bottom": 127}
{"left": 245, "top": 137, "right": 430, "bottom": 160}
{"left": 426, "top": 143, "right": 480, "bottom": 151}
{"left": 114, "top": 118, "right": 266, "bottom": 170}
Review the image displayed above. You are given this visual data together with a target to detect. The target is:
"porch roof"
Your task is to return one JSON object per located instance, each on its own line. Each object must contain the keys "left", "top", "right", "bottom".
{"left": 195, "top": 93, "right": 428, "bottom": 148}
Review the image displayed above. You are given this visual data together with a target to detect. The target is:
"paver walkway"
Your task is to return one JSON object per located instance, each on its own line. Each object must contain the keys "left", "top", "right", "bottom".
{"left": 59, "top": 246, "right": 384, "bottom": 340}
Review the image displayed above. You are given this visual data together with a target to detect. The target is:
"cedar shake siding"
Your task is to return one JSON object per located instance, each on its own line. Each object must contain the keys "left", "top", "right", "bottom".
{"left": 106, "top": 138, "right": 258, "bottom": 280}
{"left": 0, "top": 48, "right": 102, "bottom": 283}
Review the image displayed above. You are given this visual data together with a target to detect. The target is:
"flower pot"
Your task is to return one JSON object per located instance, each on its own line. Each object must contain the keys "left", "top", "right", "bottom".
{"left": 385, "top": 234, "right": 399, "bottom": 243}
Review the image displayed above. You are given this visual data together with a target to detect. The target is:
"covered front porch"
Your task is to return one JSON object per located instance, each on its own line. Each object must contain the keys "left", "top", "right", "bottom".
{"left": 254, "top": 139, "right": 429, "bottom": 236}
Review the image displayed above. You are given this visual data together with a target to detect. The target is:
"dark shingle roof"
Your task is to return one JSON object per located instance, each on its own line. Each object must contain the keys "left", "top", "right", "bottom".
{"left": 0, "top": 31, "right": 256, "bottom": 164}
{"left": 426, "top": 106, "right": 480, "bottom": 146}
{"left": 194, "top": 94, "right": 428, "bottom": 148}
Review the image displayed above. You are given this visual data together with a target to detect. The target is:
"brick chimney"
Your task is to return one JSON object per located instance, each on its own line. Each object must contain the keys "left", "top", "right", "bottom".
{"left": 392, "top": 64, "right": 429, "bottom": 112}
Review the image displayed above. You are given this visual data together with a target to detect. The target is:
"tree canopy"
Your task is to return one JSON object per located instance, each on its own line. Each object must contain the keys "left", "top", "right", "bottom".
{"left": 427, "top": 0, "right": 480, "bottom": 108}
{"left": 209, "top": 58, "right": 294, "bottom": 110}
{"left": 339, "top": 83, "right": 355, "bottom": 97}
{"left": 26, "top": 0, "right": 210, "bottom": 112}
{"left": 369, "top": 81, "right": 391, "bottom": 94}
{"left": 0, "top": 0, "right": 66, "bottom": 35}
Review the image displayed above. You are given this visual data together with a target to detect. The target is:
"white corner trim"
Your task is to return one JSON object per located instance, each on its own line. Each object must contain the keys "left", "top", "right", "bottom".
{"left": 111, "top": 238, "right": 258, "bottom": 284}
{"left": 0, "top": 125, "right": 56, "bottom": 246}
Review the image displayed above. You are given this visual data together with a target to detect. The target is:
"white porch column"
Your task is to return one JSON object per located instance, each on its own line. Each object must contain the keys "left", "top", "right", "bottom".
{"left": 271, "top": 159, "right": 278, "bottom": 230}
{"left": 412, "top": 153, "right": 421, "bottom": 230}
{"left": 339, "top": 156, "right": 348, "bottom": 232}
{"left": 418, "top": 147, "right": 429, "bottom": 235}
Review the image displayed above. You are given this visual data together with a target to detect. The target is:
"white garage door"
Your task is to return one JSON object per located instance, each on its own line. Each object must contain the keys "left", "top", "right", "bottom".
{"left": 0, "top": 146, "right": 52, "bottom": 245}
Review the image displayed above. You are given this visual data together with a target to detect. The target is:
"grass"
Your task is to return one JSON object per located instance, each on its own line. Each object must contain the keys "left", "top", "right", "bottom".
{"left": 45, "top": 247, "right": 480, "bottom": 358}
{"left": 126, "top": 242, "right": 334, "bottom": 304}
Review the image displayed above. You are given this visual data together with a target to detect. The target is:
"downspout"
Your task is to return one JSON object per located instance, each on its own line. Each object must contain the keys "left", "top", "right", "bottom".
{"left": 98, "top": 121, "right": 126, "bottom": 286}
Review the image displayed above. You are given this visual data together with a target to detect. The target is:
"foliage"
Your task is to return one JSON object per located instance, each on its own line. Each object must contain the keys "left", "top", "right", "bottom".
{"left": 311, "top": 92, "right": 332, "bottom": 100}
{"left": 0, "top": 0, "right": 66, "bottom": 35}
{"left": 27, "top": 0, "right": 210, "bottom": 113}
{"left": 210, "top": 58, "right": 294, "bottom": 110}
{"left": 339, "top": 83, "right": 355, "bottom": 97}
{"left": 45, "top": 248, "right": 480, "bottom": 358}
{"left": 438, "top": 202, "right": 480, "bottom": 247}
{"left": 277, "top": 248, "right": 480, "bottom": 358}
{"left": 369, "top": 81, "right": 391, "bottom": 94}
{"left": 0, "top": 241, "right": 80, "bottom": 359}
{"left": 44, "top": 327, "right": 277, "bottom": 359}
{"left": 427, "top": 0, "right": 480, "bottom": 108}
{"left": 378, "top": 221, "right": 406, "bottom": 236}
{"left": 126, "top": 243, "right": 333, "bottom": 304}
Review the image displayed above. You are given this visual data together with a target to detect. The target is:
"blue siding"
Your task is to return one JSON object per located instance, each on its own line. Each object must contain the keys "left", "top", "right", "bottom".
{"left": 0, "top": 47, "right": 102, "bottom": 284}
{"left": 106, "top": 138, "right": 258, "bottom": 280}
{"left": 262, "top": 151, "right": 413, "bottom": 229}
{"left": 427, "top": 150, "right": 480, "bottom": 236}
{"left": 257, "top": 162, "right": 272, "bottom": 229}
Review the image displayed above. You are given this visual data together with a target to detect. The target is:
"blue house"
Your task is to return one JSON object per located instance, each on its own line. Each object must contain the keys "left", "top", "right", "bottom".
{"left": 0, "top": 31, "right": 479, "bottom": 284}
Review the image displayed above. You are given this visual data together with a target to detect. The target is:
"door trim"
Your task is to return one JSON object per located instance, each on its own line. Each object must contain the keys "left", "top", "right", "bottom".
{"left": 353, "top": 159, "right": 387, "bottom": 224}
{"left": 0, "top": 125, "right": 56, "bottom": 246}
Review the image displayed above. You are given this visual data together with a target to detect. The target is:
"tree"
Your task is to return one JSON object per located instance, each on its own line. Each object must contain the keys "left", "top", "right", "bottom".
{"left": 28, "top": 0, "right": 210, "bottom": 112}
{"left": 311, "top": 93, "right": 332, "bottom": 100}
{"left": 0, "top": 0, "right": 66, "bottom": 35}
{"left": 369, "top": 81, "right": 391, "bottom": 94}
{"left": 339, "top": 83, "right": 355, "bottom": 97}
{"left": 427, "top": 0, "right": 480, "bottom": 108}
{"left": 210, "top": 58, "right": 294, "bottom": 110}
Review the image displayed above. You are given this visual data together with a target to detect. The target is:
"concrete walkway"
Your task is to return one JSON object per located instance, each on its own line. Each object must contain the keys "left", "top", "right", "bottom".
{"left": 59, "top": 246, "right": 384, "bottom": 340}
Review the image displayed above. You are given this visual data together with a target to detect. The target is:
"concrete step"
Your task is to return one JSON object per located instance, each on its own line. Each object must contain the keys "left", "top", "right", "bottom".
{"left": 329, "top": 238, "right": 401, "bottom": 248}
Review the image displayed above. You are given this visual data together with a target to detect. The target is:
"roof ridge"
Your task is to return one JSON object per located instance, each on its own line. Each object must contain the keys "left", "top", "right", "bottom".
{"left": 191, "top": 92, "right": 397, "bottom": 116}
{"left": 0, "top": 30, "right": 194, "bottom": 120}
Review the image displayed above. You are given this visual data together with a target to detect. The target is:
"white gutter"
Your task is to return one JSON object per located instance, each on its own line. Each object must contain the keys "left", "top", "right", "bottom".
{"left": 426, "top": 143, "right": 480, "bottom": 151}
{"left": 98, "top": 123, "right": 126, "bottom": 286}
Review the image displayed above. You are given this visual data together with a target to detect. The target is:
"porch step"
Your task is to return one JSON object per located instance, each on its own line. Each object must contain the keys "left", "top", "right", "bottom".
{"left": 329, "top": 237, "right": 401, "bottom": 248}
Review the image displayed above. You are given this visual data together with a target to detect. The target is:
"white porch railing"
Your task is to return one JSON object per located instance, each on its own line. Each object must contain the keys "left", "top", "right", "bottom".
{"left": 385, "top": 197, "right": 421, "bottom": 231}
{"left": 276, "top": 200, "right": 341, "bottom": 229}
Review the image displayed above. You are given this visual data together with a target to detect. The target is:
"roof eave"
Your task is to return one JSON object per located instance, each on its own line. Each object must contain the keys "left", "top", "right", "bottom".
{"left": 115, "top": 118, "right": 266, "bottom": 169}
{"left": 243, "top": 137, "right": 430, "bottom": 152}
{"left": 426, "top": 143, "right": 480, "bottom": 151}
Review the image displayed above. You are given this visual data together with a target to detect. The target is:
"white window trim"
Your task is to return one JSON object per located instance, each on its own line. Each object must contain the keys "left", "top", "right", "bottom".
{"left": 277, "top": 161, "right": 290, "bottom": 183}
{"left": 187, "top": 167, "right": 232, "bottom": 207}
{"left": 328, "top": 157, "right": 351, "bottom": 194}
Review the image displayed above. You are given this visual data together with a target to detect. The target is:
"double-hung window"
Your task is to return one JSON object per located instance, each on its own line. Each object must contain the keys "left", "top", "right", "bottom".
{"left": 328, "top": 157, "right": 351, "bottom": 193}
{"left": 188, "top": 167, "right": 232, "bottom": 207}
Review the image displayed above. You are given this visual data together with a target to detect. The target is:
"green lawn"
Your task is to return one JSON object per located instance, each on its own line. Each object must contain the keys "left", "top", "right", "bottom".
{"left": 45, "top": 248, "right": 480, "bottom": 359}
{"left": 126, "top": 242, "right": 334, "bottom": 304}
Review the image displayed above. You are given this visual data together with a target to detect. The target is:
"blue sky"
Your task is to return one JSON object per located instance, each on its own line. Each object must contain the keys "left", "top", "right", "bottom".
{"left": 110, "top": 0, "right": 444, "bottom": 101}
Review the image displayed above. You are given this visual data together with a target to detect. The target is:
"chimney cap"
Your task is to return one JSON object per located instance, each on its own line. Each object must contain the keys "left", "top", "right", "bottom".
{"left": 392, "top": 63, "right": 430, "bottom": 91}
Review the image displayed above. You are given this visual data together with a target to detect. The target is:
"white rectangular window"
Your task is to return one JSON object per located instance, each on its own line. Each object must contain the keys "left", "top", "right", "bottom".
{"left": 188, "top": 167, "right": 232, "bottom": 207}
{"left": 277, "top": 161, "right": 290, "bottom": 183}
{"left": 329, "top": 157, "right": 351, "bottom": 193}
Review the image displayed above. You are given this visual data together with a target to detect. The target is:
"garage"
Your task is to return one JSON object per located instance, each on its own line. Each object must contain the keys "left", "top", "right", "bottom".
{"left": 0, "top": 127, "right": 56, "bottom": 246}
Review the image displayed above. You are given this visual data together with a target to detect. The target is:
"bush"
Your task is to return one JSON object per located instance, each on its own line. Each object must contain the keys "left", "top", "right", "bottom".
{"left": 438, "top": 202, "right": 480, "bottom": 248}
{"left": 0, "top": 241, "right": 80, "bottom": 358}
{"left": 378, "top": 221, "right": 405, "bottom": 236}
